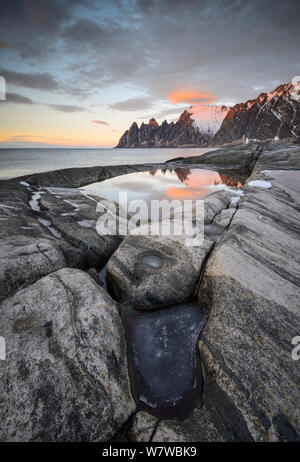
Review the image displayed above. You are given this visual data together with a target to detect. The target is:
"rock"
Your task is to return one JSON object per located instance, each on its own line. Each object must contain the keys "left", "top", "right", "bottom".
{"left": 116, "top": 111, "right": 210, "bottom": 148}
{"left": 196, "top": 145, "right": 300, "bottom": 441}
{"left": 128, "top": 412, "right": 158, "bottom": 442}
{"left": 129, "top": 404, "right": 224, "bottom": 442}
{"left": 212, "top": 208, "right": 236, "bottom": 227}
{"left": 178, "top": 143, "right": 262, "bottom": 173}
{"left": 122, "top": 303, "right": 208, "bottom": 420}
{"left": 106, "top": 235, "right": 213, "bottom": 310}
{"left": 213, "top": 82, "right": 300, "bottom": 145}
{"left": 12, "top": 162, "right": 161, "bottom": 189}
{"left": 0, "top": 163, "right": 159, "bottom": 303}
{"left": 0, "top": 268, "right": 135, "bottom": 441}
{"left": 204, "top": 190, "right": 233, "bottom": 224}
{"left": 36, "top": 188, "right": 123, "bottom": 269}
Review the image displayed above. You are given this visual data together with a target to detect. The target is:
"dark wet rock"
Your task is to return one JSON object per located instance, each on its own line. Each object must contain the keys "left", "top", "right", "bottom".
{"left": 12, "top": 162, "right": 161, "bottom": 189}
{"left": 0, "top": 268, "right": 135, "bottom": 441}
{"left": 175, "top": 143, "right": 263, "bottom": 173}
{"left": 106, "top": 235, "right": 213, "bottom": 310}
{"left": 122, "top": 303, "right": 208, "bottom": 420}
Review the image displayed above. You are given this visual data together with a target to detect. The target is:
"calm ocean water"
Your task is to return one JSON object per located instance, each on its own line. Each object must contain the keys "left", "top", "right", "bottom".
{"left": 0, "top": 147, "right": 215, "bottom": 180}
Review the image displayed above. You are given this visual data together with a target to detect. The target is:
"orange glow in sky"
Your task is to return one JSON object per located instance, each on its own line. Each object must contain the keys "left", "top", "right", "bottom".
{"left": 167, "top": 91, "right": 216, "bottom": 105}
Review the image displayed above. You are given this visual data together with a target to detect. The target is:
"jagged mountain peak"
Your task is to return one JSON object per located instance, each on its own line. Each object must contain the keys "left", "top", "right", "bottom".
{"left": 148, "top": 118, "right": 159, "bottom": 127}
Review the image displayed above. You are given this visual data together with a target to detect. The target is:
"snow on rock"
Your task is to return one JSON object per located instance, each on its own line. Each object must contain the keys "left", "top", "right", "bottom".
{"left": 188, "top": 105, "right": 230, "bottom": 136}
{"left": 248, "top": 180, "right": 272, "bottom": 189}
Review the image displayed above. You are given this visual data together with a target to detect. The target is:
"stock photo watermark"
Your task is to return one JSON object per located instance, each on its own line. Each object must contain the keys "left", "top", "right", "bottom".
{"left": 0, "top": 76, "right": 5, "bottom": 100}
{"left": 291, "top": 336, "right": 300, "bottom": 361}
{"left": 95, "top": 193, "right": 204, "bottom": 247}
{"left": 0, "top": 336, "right": 6, "bottom": 361}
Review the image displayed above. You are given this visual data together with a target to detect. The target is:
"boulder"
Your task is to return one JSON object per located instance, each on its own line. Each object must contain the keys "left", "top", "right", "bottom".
{"left": 106, "top": 235, "right": 213, "bottom": 310}
{"left": 0, "top": 268, "right": 135, "bottom": 441}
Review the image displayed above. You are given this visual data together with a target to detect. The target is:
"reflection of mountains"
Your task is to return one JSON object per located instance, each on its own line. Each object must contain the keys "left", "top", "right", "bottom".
{"left": 149, "top": 168, "right": 245, "bottom": 187}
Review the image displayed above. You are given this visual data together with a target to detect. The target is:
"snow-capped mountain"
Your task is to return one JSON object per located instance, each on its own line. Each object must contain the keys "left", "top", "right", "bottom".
{"left": 116, "top": 105, "right": 230, "bottom": 148}
{"left": 188, "top": 105, "right": 230, "bottom": 136}
{"left": 213, "top": 81, "right": 300, "bottom": 144}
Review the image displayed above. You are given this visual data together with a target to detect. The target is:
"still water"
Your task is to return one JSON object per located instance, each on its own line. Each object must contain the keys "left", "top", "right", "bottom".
{"left": 82, "top": 167, "right": 246, "bottom": 204}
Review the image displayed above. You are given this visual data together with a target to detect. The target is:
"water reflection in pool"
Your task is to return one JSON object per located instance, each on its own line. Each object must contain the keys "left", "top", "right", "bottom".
{"left": 82, "top": 168, "right": 245, "bottom": 205}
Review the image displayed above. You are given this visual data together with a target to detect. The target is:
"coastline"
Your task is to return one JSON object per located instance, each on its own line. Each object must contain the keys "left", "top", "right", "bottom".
{"left": 0, "top": 141, "right": 299, "bottom": 441}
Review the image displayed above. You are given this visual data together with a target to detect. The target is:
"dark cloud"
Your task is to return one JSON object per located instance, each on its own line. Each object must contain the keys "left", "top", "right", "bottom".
{"left": 50, "top": 104, "right": 84, "bottom": 113}
{"left": 63, "top": 19, "right": 107, "bottom": 43}
{"left": 0, "top": 0, "right": 300, "bottom": 107}
{"left": 92, "top": 119, "right": 109, "bottom": 125}
{"left": 0, "top": 0, "right": 94, "bottom": 58}
{"left": 0, "top": 69, "right": 58, "bottom": 90}
{"left": 4, "top": 92, "right": 33, "bottom": 104}
{"left": 109, "top": 97, "right": 153, "bottom": 111}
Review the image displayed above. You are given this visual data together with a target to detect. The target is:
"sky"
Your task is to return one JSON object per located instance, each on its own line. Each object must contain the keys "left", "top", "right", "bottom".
{"left": 0, "top": 0, "right": 299, "bottom": 148}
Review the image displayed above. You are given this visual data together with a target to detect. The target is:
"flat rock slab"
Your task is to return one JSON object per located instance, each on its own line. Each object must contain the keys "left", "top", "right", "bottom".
{"left": 122, "top": 302, "right": 208, "bottom": 420}
{"left": 0, "top": 268, "right": 135, "bottom": 441}
{"left": 196, "top": 144, "right": 300, "bottom": 441}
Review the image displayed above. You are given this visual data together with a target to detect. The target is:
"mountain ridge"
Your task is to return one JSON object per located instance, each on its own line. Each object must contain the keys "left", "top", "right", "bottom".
{"left": 116, "top": 81, "right": 300, "bottom": 147}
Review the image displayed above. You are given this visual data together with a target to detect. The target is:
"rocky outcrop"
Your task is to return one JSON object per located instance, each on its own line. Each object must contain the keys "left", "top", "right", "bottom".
{"left": 213, "top": 82, "right": 300, "bottom": 144}
{"left": 106, "top": 235, "right": 213, "bottom": 310}
{"left": 196, "top": 143, "right": 300, "bottom": 441}
{"left": 0, "top": 268, "right": 135, "bottom": 441}
{"left": 0, "top": 163, "right": 161, "bottom": 302}
{"left": 106, "top": 188, "right": 237, "bottom": 310}
{"left": 129, "top": 141, "right": 300, "bottom": 442}
{"left": 116, "top": 110, "right": 218, "bottom": 148}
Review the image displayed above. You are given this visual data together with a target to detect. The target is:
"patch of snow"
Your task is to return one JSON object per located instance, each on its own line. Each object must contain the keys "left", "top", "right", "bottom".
{"left": 77, "top": 220, "right": 94, "bottom": 228}
{"left": 188, "top": 105, "right": 230, "bottom": 135}
{"left": 248, "top": 180, "right": 272, "bottom": 189}
{"left": 29, "top": 192, "right": 42, "bottom": 212}
{"left": 290, "top": 76, "right": 300, "bottom": 101}
{"left": 231, "top": 196, "right": 241, "bottom": 204}
{"left": 37, "top": 217, "right": 62, "bottom": 238}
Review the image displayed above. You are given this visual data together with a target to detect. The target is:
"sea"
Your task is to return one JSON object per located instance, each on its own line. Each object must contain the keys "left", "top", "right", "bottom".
{"left": 0, "top": 147, "right": 216, "bottom": 180}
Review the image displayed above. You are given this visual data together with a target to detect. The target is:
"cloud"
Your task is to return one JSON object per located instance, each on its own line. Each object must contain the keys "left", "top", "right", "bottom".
{"left": 109, "top": 97, "right": 154, "bottom": 111}
{"left": 50, "top": 104, "right": 84, "bottom": 112}
{"left": 1, "top": 0, "right": 300, "bottom": 114}
{"left": 167, "top": 91, "right": 216, "bottom": 105}
{"left": 92, "top": 119, "right": 109, "bottom": 125}
{"left": 63, "top": 18, "right": 106, "bottom": 43}
{"left": 4, "top": 92, "right": 33, "bottom": 104}
{"left": 0, "top": 69, "right": 58, "bottom": 90}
